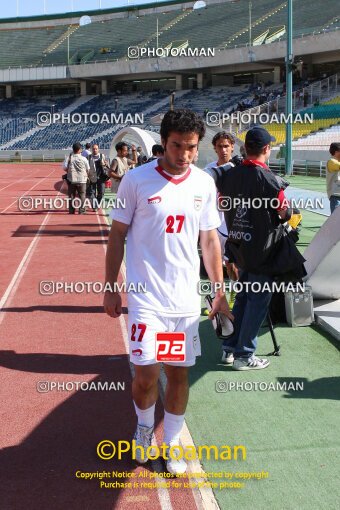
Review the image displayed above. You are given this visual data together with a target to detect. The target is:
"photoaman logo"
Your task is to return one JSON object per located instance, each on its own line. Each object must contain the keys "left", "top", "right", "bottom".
{"left": 97, "top": 440, "right": 246, "bottom": 462}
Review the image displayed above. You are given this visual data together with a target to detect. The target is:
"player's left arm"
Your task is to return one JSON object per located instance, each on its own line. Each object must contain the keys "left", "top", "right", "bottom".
{"left": 200, "top": 229, "right": 233, "bottom": 321}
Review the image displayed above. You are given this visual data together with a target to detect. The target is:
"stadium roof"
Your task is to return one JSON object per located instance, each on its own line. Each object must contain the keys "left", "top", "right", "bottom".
{"left": 0, "top": 0, "right": 204, "bottom": 25}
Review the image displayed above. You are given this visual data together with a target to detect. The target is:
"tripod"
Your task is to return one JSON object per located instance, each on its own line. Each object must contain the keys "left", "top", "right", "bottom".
{"left": 265, "top": 312, "right": 281, "bottom": 356}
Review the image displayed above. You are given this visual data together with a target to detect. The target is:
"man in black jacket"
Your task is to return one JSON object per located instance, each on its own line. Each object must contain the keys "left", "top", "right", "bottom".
{"left": 211, "top": 127, "right": 300, "bottom": 370}
{"left": 87, "top": 144, "right": 109, "bottom": 210}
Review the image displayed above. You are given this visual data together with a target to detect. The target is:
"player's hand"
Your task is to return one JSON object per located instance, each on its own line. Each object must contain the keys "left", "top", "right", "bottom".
{"left": 208, "top": 292, "right": 234, "bottom": 322}
{"left": 104, "top": 291, "right": 122, "bottom": 318}
{"left": 226, "top": 262, "right": 239, "bottom": 281}
{"left": 131, "top": 144, "right": 136, "bottom": 151}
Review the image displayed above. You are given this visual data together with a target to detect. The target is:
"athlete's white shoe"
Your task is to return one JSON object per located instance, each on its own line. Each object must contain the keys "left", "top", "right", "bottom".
{"left": 133, "top": 424, "right": 154, "bottom": 464}
{"left": 166, "top": 442, "right": 187, "bottom": 475}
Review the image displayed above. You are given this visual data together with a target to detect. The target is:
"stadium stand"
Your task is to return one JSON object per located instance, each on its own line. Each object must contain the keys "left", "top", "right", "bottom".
{"left": 0, "top": 85, "right": 261, "bottom": 149}
{"left": 0, "top": 0, "right": 338, "bottom": 67}
{"left": 292, "top": 125, "right": 340, "bottom": 149}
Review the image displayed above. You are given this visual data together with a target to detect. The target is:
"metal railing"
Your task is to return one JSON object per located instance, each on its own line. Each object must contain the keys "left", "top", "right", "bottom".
{"left": 0, "top": 153, "right": 64, "bottom": 162}
{"left": 270, "top": 158, "right": 327, "bottom": 177}
{"left": 222, "top": 73, "right": 340, "bottom": 134}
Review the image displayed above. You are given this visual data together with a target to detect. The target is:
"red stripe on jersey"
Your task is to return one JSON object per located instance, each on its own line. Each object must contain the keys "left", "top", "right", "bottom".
{"left": 155, "top": 164, "right": 191, "bottom": 184}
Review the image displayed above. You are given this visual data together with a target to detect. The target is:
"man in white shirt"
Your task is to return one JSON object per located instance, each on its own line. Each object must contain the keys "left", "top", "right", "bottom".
{"left": 104, "top": 109, "right": 233, "bottom": 475}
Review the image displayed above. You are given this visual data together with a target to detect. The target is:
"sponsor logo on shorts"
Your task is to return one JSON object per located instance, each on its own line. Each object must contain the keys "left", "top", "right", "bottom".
{"left": 132, "top": 348, "right": 143, "bottom": 357}
{"left": 148, "top": 196, "right": 162, "bottom": 204}
{"left": 156, "top": 332, "right": 186, "bottom": 362}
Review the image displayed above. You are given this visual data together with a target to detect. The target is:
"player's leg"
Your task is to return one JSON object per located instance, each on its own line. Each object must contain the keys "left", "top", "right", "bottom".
{"left": 162, "top": 366, "right": 189, "bottom": 475}
{"left": 128, "top": 311, "right": 163, "bottom": 463}
{"left": 163, "top": 365, "right": 189, "bottom": 416}
{"left": 132, "top": 364, "right": 160, "bottom": 415}
{"left": 162, "top": 315, "right": 200, "bottom": 474}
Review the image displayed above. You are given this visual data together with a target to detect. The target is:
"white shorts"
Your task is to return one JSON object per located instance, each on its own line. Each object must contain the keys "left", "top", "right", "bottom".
{"left": 127, "top": 310, "right": 201, "bottom": 367}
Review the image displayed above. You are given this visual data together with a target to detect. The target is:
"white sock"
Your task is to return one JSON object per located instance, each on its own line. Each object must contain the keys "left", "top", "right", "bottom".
{"left": 133, "top": 401, "right": 155, "bottom": 428}
{"left": 164, "top": 411, "right": 185, "bottom": 445}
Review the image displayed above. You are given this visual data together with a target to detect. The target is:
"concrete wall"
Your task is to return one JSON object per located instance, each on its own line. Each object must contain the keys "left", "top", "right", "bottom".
{"left": 270, "top": 148, "right": 329, "bottom": 162}
{"left": 0, "top": 66, "right": 67, "bottom": 83}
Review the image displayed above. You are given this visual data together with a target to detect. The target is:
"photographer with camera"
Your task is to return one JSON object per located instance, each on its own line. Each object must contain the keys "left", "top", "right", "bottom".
{"left": 87, "top": 144, "right": 110, "bottom": 211}
{"left": 210, "top": 127, "right": 305, "bottom": 370}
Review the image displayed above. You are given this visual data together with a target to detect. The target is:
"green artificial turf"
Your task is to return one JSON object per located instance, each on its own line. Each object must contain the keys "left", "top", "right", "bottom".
{"left": 186, "top": 320, "right": 340, "bottom": 510}
{"left": 283, "top": 175, "right": 326, "bottom": 193}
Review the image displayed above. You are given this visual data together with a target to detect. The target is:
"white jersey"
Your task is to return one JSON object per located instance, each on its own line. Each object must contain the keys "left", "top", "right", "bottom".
{"left": 204, "top": 161, "right": 228, "bottom": 237}
{"left": 110, "top": 159, "right": 220, "bottom": 316}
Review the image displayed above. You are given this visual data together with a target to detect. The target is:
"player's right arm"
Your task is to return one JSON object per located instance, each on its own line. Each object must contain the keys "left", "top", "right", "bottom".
{"left": 104, "top": 220, "right": 129, "bottom": 318}
{"left": 104, "top": 173, "right": 136, "bottom": 318}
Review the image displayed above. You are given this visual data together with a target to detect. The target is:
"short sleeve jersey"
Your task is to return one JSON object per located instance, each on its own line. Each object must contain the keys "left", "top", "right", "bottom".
{"left": 110, "top": 159, "right": 221, "bottom": 316}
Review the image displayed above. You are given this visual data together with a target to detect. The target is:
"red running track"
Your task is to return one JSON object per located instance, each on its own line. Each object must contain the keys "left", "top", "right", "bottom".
{"left": 0, "top": 164, "right": 200, "bottom": 510}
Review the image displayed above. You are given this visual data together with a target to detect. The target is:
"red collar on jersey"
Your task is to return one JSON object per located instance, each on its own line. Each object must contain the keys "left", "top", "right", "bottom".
{"left": 242, "top": 159, "right": 269, "bottom": 170}
{"left": 155, "top": 164, "right": 191, "bottom": 184}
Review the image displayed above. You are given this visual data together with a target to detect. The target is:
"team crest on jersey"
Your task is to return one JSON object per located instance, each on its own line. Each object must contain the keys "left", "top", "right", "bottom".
{"left": 194, "top": 195, "right": 202, "bottom": 210}
{"left": 148, "top": 196, "right": 162, "bottom": 204}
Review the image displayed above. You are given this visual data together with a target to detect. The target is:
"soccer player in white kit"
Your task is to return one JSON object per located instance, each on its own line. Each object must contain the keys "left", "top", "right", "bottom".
{"left": 104, "top": 110, "right": 233, "bottom": 475}
{"left": 204, "top": 132, "right": 240, "bottom": 364}
{"left": 204, "top": 131, "right": 236, "bottom": 257}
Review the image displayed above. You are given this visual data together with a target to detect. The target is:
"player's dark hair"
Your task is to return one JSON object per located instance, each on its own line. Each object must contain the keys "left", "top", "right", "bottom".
{"left": 85, "top": 142, "right": 91, "bottom": 149}
{"left": 160, "top": 109, "right": 205, "bottom": 142}
{"left": 329, "top": 142, "right": 340, "bottom": 156}
{"left": 115, "top": 141, "right": 128, "bottom": 152}
{"left": 72, "top": 142, "right": 82, "bottom": 153}
{"left": 212, "top": 131, "right": 235, "bottom": 146}
{"left": 152, "top": 144, "right": 164, "bottom": 156}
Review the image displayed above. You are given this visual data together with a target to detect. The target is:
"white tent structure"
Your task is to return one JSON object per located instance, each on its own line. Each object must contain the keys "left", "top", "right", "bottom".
{"left": 109, "top": 126, "right": 160, "bottom": 161}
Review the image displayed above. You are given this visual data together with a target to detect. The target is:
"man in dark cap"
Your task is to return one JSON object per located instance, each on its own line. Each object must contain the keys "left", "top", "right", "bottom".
{"left": 210, "top": 126, "right": 301, "bottom": 370}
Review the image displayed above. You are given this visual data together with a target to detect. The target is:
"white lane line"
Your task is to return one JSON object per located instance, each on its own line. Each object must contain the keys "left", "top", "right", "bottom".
{"left": 0, "top": 214, "right": 50, "bottom": 325}
{"left": 0, "top": 166, "right": 42, "bottom": 193}
{"left": 97, "top": 212, "right": 174, "bottom": 510}
{"left": 0, "top": 168, "right": 57, "bottom": 214}
{"left": 0, "top": 182, "right": 66, "bottom": 325}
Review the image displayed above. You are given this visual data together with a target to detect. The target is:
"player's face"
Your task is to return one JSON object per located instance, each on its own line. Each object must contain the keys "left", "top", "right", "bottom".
{"left": 214, "top": 138, "right": 234, "bottom": 164}
{"left": 92, "top": 145, "right": 99, "bottom": 155}
{"left": 162, "top": 132, "right": 199, "bottom": 174}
